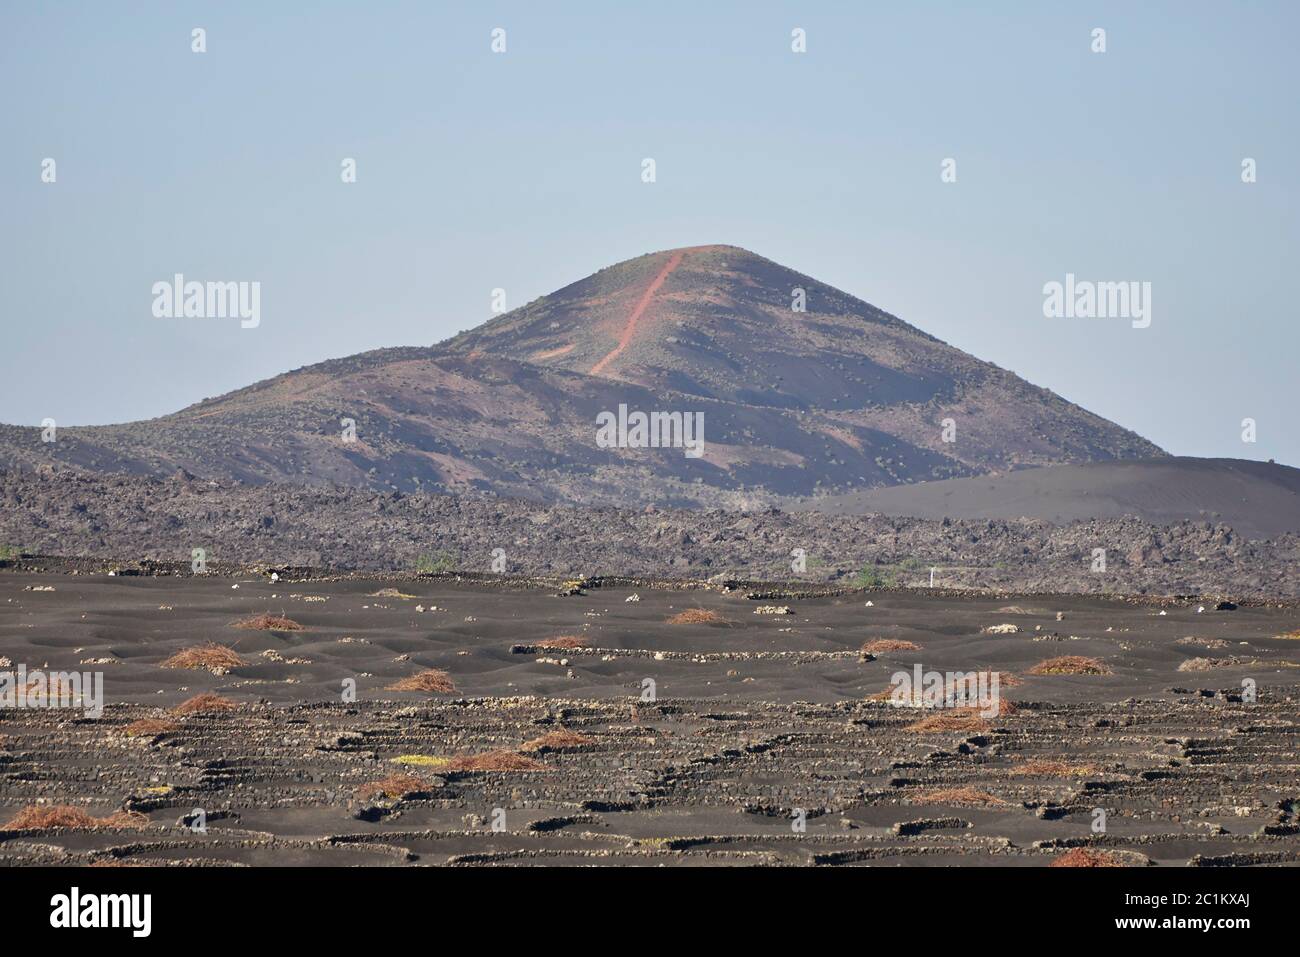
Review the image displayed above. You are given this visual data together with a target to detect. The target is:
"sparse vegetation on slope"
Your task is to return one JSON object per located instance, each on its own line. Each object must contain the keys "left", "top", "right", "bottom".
{"left": 171, "top": 692, "right": 241, "bottom": 715}
{"left": 233, "top": 613, "right": 304, "bottom": 632}
{"left": 160, "top": 644, "right": 245, "bottom": 674}
{"left": 385, "top": 669, "right": 457, "bottom": 693}
{"left": 1028, "top": 656, "right": 1112, "bottom": 676}
{"left": 4, "top": 805, "right": 148, "bottom": 831}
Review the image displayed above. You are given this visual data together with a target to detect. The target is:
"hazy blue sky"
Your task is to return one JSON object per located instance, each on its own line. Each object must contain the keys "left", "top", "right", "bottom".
{"left": 3, "top": 1, "right": 1297, "bottom": 466}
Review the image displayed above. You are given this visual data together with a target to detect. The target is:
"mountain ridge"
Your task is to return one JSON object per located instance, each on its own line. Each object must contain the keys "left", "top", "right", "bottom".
{"left": 0, "top": 244, "right": 1164, "bottom": 507}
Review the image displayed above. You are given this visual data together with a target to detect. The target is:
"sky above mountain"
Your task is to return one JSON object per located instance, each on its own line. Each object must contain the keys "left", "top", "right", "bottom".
{"left": 2, "top": 1, "right": 1297, "bottom": 467}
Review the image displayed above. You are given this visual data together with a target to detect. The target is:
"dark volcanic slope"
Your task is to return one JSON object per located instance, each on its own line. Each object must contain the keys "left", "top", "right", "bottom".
{"left": 0, "top": 354, "right": 965, "bottom": 508}
{"left": 804, "top": 458, "right": 1300, "bottom": 540}
{"left": 0, "top": 245, "right": 1162, "bottom": 507}
{"left": 444, "top": 245, "right": 1162, "bottom": 474}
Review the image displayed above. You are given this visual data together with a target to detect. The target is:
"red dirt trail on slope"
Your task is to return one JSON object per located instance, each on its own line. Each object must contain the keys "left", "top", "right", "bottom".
{"left": 588, "top": 250, "right": 685, "bottom": 377}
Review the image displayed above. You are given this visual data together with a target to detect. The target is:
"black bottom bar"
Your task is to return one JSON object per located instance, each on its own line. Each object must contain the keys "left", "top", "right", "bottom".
{"left": 4, "top": 865, "right": 1271, "bottom": 942}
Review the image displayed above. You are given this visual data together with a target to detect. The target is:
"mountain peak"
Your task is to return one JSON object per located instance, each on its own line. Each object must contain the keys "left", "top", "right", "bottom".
{"left": 446, "top": 242, "right": 921, "bottom": 399}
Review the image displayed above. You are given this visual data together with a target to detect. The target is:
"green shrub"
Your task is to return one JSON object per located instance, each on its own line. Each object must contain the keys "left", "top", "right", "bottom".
{"left": 855, "top": 558, "right": 927, "bottom": 589}
{"left": 414, "top": 552, "right": 454, "bottom": 575}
